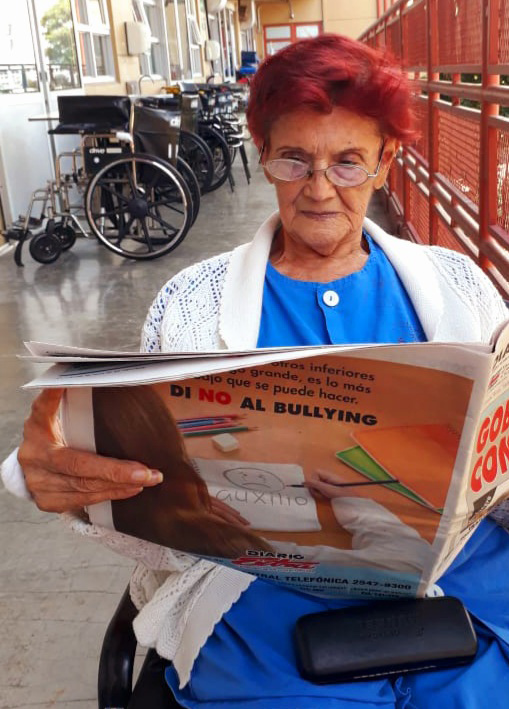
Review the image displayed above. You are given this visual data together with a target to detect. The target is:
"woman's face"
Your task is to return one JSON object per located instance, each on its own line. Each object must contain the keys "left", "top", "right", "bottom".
{"left": 264, "top": 106, "right": 395, "bottom": 257}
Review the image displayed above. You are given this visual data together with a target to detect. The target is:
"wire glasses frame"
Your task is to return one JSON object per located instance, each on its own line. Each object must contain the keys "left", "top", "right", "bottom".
{"left": 259, "top": 141, "right": 386, "bottom": 188}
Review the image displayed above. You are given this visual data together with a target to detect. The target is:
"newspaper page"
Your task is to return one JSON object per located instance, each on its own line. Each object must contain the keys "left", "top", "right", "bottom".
{"left": 24, "top": 333, "right": 507, "bottom": 600}
{"left": 430, "top": 321, "right": 509, "bottom": 580}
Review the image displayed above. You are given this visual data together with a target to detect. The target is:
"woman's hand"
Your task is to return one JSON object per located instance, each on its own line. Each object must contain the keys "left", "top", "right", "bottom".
{"left": 305, "top": 469, "right": 350, "bottom": 499}
{"left": 18, "top": 388, "right": 163, "bottom": 514}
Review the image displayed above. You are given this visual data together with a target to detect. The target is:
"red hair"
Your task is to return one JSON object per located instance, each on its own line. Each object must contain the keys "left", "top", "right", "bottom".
{"left": 247, "top": 34, "right": 416, "bottom": 147}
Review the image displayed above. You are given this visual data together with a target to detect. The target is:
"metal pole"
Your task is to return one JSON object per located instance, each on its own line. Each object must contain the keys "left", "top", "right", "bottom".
{"left": 427, "top": 0, "right": 439, "bottom": 246}
{"left": 29, "top": 0, "right": 58, "bottom": 177}
{"left": 478, "top": 0, "right": 499, "bottom": 270}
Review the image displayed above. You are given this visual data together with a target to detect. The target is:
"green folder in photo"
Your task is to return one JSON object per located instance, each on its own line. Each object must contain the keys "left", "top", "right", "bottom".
{"left": 335, "top": 446, "right": 443, "bottom": 514}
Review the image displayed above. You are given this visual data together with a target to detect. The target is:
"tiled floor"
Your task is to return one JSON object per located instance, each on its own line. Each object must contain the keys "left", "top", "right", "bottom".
{"left": 0, "top": 143, "right": 394, "bottom": 709}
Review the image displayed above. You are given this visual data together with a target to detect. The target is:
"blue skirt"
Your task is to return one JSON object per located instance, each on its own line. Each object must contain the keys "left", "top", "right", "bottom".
{"left": 165, "top": 519, "right": 509, "bottom": 708}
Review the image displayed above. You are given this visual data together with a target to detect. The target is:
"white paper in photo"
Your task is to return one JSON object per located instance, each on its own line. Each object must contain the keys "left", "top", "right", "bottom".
{"left": 62, "top": 388, "right": 114, "bottom": 530}
{"left": 193, "top": 458, "right": 321, "bottom": 532}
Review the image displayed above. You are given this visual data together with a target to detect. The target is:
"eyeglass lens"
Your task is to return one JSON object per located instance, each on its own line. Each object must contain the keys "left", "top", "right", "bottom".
{"left": 266, "top": 159, "right": 368, "bottom": 187}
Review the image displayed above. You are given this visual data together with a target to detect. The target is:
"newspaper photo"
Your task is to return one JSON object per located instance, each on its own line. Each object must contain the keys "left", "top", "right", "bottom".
{"left": 23, "top": 323, "right": 509, "bottom": 600}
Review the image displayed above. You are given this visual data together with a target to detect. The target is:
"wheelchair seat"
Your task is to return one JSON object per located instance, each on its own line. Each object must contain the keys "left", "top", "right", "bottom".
{"left": 49, "top": 95, "right": 131, "bottom": 135}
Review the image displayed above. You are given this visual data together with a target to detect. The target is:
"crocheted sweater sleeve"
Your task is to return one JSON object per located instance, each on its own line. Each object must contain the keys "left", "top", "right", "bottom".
{"left": 428, "top": 245, "right": 508, "bottom": 338}
{"left": 66, "top": 253, "right": 232, "bottom": 573}
{"left": 141, "top": 254, "right": 230, "bottom": 353}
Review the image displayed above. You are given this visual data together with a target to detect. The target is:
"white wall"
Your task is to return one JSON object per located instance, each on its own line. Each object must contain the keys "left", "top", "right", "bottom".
{"left": 0, "top": 93, "right": 81, "bottom": 226}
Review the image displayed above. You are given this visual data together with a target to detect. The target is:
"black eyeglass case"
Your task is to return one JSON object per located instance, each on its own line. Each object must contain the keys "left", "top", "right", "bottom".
{"left": 294, "top": 596, "right": 477, "bottom": 684}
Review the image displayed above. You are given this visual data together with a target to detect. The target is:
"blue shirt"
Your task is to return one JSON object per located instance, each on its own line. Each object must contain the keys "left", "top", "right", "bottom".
{"left": 167, "top": 518, "right": 509, "bottom": 708}
{"left": 257, "top": 233, "right": 426, "bottom": 348}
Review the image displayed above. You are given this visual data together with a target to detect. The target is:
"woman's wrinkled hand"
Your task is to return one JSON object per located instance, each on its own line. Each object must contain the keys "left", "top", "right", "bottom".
{"left": 18, "top": 388, "right": 163, "bottom": 514}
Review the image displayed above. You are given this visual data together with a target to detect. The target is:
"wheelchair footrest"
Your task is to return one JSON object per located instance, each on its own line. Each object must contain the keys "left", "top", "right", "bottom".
{"left": 5, "top": 228, "right": 27, "bottom": 242}
{"left": 15, "top": 216, "right": 43, "bottom": 228}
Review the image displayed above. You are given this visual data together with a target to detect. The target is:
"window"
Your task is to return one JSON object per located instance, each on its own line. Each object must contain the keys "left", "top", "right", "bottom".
{"left": 264, "top": 23, "right": 322, "bottom": 57}
{"left": 185, "top": 0, "right": 203, "bottom": 77}
{"left": 175, "top": 0, "right": 192, "bottom": 78}
{"left": 73, "top": 0, "right": 114, "bottom": 80}
{"left": 227, "top": 9, "right": 237, "bottom": 76}
{"left": 165, "top": 0, "right": 202, "bottom": 80}
{"left": 0, "top": 1, "right": 82, "bottom": 95}
{"left": 38, "top": 0, "right": 81, "bottom": 90}
{"left": 241, "top": 28, "right": 255, "bottom": 52}
{"left": 208, "top": 14, "right": 224, "bottom": 77}
{"left": 295, "top": 25, "right": 320, "bottom": 39}
{"left": 197, "top": 0, "right": 208, "bottom": 38}
{"left": 166, "top": 1, "right": 184, "bottom": 79}
{"left": 265, "top": 26, "right": 291, "bottom": 39}
{"left": 219, "top": 10, "right": 232, "bottom": 79}
{"left": 132, "top": 0, "right": 169, "bottom": 78}
{"left": 218, "top": 8, "right": 237, "bottom": 80}
{"left": 265, "top": 25, "right": 291, "bottom": 56}
{"left": 0, "top": 5, "right": 39, "bottom": 93}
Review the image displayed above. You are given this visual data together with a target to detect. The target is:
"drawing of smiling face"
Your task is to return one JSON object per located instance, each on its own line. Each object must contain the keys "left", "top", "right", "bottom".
{"left": 224, "top": 467, "right": 285, "bottom": 493}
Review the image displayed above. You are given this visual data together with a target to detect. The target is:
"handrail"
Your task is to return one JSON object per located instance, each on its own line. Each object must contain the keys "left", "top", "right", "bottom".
{"left": 359, "top": 0, "right": 509, "bottom": 296}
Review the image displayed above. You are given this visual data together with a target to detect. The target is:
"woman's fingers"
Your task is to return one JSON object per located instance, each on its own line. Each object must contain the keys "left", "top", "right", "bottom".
{"left": 27, "top": 388, "right": 66, "bottom": 443}
{"left": 48, "top": 447, "right": 163, "bottom": 487}
{"left": 26, "top": 464, "right": 161, "bottom": 493}
{"left": 30, "top": 388, "right": 65, "bottom": 423}
{"left": 22, "top": 449, "right": 163, "bottom": 513}
{"left": 18, "top": 388, "right": 163, "bottom": 514}
{"left": 33, "top": 486, "right": 145, "bottom": 514}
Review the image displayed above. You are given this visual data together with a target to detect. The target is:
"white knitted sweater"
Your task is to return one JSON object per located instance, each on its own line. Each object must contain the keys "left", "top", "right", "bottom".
{"left": 2, "top": 212, "right": 508, "bottom": 688}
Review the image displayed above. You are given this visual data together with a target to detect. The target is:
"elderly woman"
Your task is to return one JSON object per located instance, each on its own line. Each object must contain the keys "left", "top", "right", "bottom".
{"left": 3, "top": 34, "right": 509, "bottom": 708}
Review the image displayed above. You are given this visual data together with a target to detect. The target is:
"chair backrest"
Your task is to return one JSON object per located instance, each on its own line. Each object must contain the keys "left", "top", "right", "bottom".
{"left": 133, "top": 103, "right": 181, "bottom": 164}
{"left": 178, "top": 81, "right": 199, "bottom": 93}
{"left": 241, "top": 50, "right": 258, "bottom": 66}
{"left": 180, "top": 92, "right": 200, "bottom": 133}
{"left": 198, "top": 88, "right": 216, "bottom": 113}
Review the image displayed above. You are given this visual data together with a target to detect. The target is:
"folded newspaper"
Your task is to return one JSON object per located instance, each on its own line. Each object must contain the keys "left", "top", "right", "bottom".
{"left": 23, "top": 322, "right": 509, "bottom": 599}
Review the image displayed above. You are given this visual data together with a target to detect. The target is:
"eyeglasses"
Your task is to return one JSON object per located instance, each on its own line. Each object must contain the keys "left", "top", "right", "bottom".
{"left": 261, "top": 141, "right": 386, "bottom": 188}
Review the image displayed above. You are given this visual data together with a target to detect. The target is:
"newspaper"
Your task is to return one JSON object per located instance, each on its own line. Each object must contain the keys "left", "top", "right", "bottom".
{"left": 23, "top": 323, "right": 509, "bottom": 599}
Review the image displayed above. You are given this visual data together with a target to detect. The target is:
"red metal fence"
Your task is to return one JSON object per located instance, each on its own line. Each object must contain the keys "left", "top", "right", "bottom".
{"left": 360, "top": 0, "right": 509, "bottom": 296}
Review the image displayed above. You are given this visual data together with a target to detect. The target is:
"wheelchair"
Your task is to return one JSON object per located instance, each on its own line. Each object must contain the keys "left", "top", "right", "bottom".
{"left": 98, "top": 586, "right": 180, "bottom": 709}
{"left": 171, "top": 82, "right": 251, "bottom": 193}
{"left": 142, "top": 92, "right": 215, "bottom": 195}
{"left": 5, "top": 95, "right": 197, "bottom": 264}
{"left": 196, "top": 83, "right": 251, "bottom": 189}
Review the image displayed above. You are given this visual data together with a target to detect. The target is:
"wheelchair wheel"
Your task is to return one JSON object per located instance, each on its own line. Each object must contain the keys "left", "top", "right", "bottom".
{"left": 84, "top": 154, "right": 193, "bottom": 260}
{"left": 199, "top": 125, "right": 232, "bottom": 193}
{"left": 176, "top": 156, "right": 200, "bottom": 226}
{"left": 29, "top": 232, "right": 62, "bottom": 264}
{"left": 53, "top": 222, "right": 77, "bottom": 251}
{"left": 179, "top": 130, "right": 214, "bottom": 193}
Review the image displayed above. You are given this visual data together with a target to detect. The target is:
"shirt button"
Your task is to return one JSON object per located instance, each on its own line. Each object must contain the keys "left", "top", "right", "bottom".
{"left": 323, "top": 290, "right": 340, "bottom": 307}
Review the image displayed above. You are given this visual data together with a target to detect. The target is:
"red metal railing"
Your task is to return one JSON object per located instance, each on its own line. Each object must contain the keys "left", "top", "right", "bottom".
{"left": 360, "top": 0, "right": 509, "bottom": 296}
